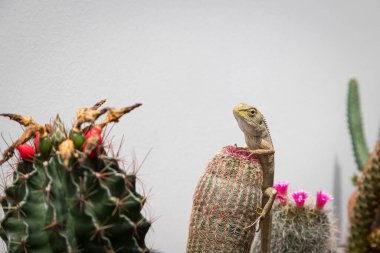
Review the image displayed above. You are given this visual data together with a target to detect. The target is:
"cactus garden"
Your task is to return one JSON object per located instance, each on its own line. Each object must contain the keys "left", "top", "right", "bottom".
{"left": 0, "top": 78, "right": 378, "bottom": 253}
{"left": 0, "top": 100, "right": 151, "bottom": 253}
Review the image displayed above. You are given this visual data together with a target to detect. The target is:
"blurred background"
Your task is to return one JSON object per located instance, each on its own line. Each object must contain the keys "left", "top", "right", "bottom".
{"left": 0, "top": 1, "right": 379, "bottom": 252}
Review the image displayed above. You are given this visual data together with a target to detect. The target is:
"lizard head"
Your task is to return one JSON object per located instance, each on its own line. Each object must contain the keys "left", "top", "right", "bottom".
{"left": 233, "top": 103, "right": 266, "bottom": 136}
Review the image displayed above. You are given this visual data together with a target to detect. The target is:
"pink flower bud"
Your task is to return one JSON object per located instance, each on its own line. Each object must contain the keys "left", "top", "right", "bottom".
{"left": 274, "top": 181, "right": 289, "bottom": 205}
{"left": 292, "top": 190, "right": 308, "bottom": 208}
{"left": 316, "top": 191, "right": 332, "bottom": 209}
{"left": 17, "top": 143, "right": 35, "bottom": 161}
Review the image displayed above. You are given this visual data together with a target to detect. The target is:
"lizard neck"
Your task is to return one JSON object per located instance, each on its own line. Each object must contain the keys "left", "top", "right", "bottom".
{"left": 244, "top": 129, "right": 273, "bottom": 150}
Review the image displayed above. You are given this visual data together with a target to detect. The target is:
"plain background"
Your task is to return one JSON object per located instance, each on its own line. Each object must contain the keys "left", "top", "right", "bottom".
{"left": 0, "top": 1, "right": 380, "bottom": 252}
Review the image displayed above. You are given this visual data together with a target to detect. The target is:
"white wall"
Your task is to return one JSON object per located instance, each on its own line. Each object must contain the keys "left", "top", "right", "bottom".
{"left": 0, "top": 1, "right": 379, "bottom": 252}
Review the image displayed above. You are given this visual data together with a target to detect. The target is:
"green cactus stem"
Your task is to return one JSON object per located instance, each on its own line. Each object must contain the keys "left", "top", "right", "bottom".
{"left": 347, "top": 79, "right": 370, "bottom": 171}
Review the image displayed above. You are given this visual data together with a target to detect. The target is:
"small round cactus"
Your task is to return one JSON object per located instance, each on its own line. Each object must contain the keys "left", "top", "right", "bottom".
{"left": 252, "top": 182, "right": 337, "bottom": 253}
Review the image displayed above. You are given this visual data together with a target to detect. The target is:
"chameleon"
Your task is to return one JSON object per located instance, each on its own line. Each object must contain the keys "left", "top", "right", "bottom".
{"left": 233, "top": 103, "right": 277, "bottom": 253}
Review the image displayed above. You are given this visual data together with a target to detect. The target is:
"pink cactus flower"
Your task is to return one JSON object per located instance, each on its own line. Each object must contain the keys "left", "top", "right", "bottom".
{"left": 315, "top": 191, "right": 332, "bottom": 209}
{"left": 274, "top": 181, "right": 289, "bottom": 205}
{"left": 292, "top": 190, "right": 308, "bottom": 208}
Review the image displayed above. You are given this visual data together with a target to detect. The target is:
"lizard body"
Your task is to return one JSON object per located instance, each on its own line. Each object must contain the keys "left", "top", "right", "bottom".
{"left": 233, "top": 103, "right": 277, "bottom": 253}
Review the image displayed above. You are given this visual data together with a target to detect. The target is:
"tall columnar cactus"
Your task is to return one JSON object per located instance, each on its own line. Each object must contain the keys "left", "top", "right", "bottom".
{"left": 347, "top": 79, "right": 370, "bottom": 171}
{"left": 187, "top": 146, "right": 263, "bottom": 253}
{"left": 252, "top": 182, "right": 337, "bottom": 253}
{"left": 348, "top": 140, "right": 380, "bottom": 253}
{"left": 0, "top": 100, "right": 151, "bottom": 253}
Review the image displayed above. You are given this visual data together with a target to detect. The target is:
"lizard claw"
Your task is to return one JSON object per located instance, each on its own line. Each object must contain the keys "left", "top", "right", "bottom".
{"left": 244, "top": 215, "right": 261, "bottom": 230}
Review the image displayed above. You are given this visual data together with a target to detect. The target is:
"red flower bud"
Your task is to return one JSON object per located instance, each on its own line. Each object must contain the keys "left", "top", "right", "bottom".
{"left": 82, "top": 140, "right": 102, "bottom": 158}
{"left": 85, "top": 126, "right": 102, "bottom": 140}
{"left": 34, "top": 131, "right": 40, "bottom": 152}
{"left": 17, "top": 143, "right": 35, "bottom": 161}
{"left": 83, "top": 126, "right": 103, "bottom": 158}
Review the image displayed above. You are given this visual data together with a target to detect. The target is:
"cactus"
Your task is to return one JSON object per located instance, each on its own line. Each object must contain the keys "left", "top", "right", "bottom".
{"left": 187, "top": 146, "right": 263, "bottom": 253}
{"left": 333, "top": 158, "right": 342, "bottom": 243}
{"left": 347, "top": 79, "right": 370, "bottom": 171}
{"left": 0, "top": 100, "right": 151, "bottom": 253}
{"left": 252, "top": 183, "right": 337, "bottom": 253}
{"left": 346, "top": 79, "right": 380, "bottom": 252}
{"left": 348, "top": 140, "right": 380, "bottom": 253}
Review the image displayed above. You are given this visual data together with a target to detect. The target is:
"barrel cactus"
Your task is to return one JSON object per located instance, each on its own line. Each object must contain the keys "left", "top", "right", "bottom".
{"left": 252, "top": 182, "right": 337, "bottom": 253}
{"left": 0, "top": 100, "right": 151, "bottom": 253}
{"left": 187, "top": 145, "right": 263, "bottom": 253}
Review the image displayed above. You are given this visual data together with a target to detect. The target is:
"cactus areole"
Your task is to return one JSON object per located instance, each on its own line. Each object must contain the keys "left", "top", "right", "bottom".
{"left": 0, "top": 100, "right": 150, "bottom": 253}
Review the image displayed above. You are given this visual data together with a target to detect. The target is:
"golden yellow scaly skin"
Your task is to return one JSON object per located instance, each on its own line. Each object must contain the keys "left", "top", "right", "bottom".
{"left": 233, "top": 103, "right": 277, "bottom": 253}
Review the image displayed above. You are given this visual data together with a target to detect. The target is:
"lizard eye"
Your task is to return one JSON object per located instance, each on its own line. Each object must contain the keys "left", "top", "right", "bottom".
{"left": 248, "top": 109, "right": 256, "bottom": 117}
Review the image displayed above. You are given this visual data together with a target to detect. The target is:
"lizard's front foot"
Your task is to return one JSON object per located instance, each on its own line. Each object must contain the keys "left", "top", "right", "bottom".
{"left": 249, "top": 149, "right": 275, "bottom": 156}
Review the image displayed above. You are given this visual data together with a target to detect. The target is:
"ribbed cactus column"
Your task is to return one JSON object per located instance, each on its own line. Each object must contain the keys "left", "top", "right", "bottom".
{"left": 187, "top": 146, "right": 263, "bottom": 253}
{"left": 347, "top": 79, "right": 370, "bottom": 171}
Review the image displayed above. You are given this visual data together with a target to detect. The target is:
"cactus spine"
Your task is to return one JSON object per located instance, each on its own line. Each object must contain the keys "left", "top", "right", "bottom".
{"left": 187, "top": 146, "right": 263, "bottom": 253}
{"left": 0, "top": 101, "right": 151, "bottom": 253}
{"left": 347, "top": 79, "right": 370, "bottom": 171}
